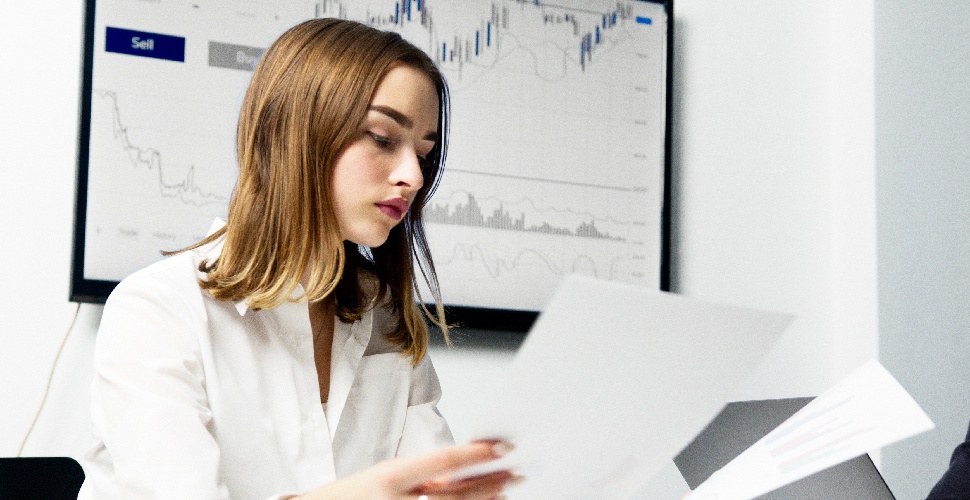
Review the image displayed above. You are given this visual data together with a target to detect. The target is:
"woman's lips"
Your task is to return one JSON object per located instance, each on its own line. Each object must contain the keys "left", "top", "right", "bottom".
{"left": 376, "top": 198, "right": 409, "bottom": 220}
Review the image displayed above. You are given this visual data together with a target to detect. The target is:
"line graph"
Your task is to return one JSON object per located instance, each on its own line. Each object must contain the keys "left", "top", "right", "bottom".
{"left": 424, "top": 226, "right": 645, "bottom": 310}
{"left": 83, "top": 86, "right": 237, "bottom": 280}
{"left": 432, "top": 242, "right": 629, "bottom": 281}
{"left": 445, "top": 168, "right": 647, "bottom": 193}
{"left": 94, "top": 89, "right": 227, "bottom": 207}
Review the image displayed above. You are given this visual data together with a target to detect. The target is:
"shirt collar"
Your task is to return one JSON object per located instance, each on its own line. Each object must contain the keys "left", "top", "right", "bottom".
{"left": 205, "top": 218, "right": 374, "bottom": 340}
{"left": 193, "top": 219, "right": 249, "bottom": 316}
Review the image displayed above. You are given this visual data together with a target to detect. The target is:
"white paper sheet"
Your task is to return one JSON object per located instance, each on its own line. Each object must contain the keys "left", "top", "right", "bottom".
{"left": 686, "top": 359, "right": 934, "bottom": 500}
{"left": 452, "top": 275, "right": 795, "bottom": 499}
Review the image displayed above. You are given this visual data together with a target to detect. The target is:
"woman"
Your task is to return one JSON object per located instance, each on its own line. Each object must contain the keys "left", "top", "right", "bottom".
{"left": 79, "top": 18, "right": 513, "bottom": 499}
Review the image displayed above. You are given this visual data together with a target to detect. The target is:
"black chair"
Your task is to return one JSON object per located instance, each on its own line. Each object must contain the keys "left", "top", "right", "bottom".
{"left": 0, "top": 457, "right": 84, "bottom": 500}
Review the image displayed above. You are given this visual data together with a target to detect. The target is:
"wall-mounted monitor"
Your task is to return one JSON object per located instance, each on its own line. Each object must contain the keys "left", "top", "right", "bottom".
{"left": 71, "top": 0, "right": 673, "bottom": 331}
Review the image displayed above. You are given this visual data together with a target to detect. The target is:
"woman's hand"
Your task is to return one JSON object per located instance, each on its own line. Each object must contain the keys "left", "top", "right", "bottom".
{"left": 298, "top": 440, "right": 516, "bottom": 500}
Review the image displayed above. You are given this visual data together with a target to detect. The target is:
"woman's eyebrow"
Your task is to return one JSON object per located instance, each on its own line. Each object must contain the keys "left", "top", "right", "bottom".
{"left": 369, "top": 105, "right": 413, "bottom": 129}
{"left": 369, "top": 105, "right": 437, "bottom": 141}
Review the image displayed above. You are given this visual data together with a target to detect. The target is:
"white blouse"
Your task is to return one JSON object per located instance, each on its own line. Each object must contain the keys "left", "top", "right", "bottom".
{"left": 78, "top": 233, "right": 453, "bottom": 499}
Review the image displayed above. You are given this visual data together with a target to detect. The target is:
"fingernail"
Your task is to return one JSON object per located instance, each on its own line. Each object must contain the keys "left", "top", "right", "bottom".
{"left": 507, "top": 474, "right": 526, "bottom": 486}
{"left": 492, "top": 440, "right": 514, "bottom": 457}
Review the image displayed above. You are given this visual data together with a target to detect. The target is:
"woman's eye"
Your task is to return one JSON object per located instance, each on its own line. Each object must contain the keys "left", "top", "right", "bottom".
{"left": 368, "top": 132, "right": 393, "bottom": 148}
{"left": 418, "top": 144, "right": 436, "bottom": 161}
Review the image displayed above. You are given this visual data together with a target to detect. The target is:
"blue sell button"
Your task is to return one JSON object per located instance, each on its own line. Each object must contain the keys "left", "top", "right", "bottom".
{"left": 105, "top": 27, "right": 185, "bottom": 62}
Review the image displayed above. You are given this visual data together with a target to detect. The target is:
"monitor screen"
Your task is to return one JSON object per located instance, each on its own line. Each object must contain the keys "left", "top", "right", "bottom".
{"left": 71, "top": 0, "right": 672, "bottom": 331}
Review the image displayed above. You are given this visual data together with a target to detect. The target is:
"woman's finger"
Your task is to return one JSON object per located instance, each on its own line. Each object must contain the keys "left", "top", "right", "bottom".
{"left": 382, "top": 440, "right": 511, "bottom": 491}
{"left": 415, "top": 469, "right": 514, "bottom": 496}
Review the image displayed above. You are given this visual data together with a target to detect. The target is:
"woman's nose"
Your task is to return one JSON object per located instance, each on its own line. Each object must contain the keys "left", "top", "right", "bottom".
{"left": 390, "top": 151, "right": 424, "bottom": 191}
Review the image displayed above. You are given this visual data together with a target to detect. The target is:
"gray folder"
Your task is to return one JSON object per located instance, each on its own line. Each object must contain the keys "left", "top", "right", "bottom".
{"left": 674, "top": 397, "right": 895, "bottom": 499}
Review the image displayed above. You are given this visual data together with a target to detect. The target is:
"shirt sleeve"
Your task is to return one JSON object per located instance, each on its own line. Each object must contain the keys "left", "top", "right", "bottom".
{"left": 395, "top": 353, "right": 456, "bottom": 457}
{"left": 85, "top": 270, "right": 230, "bottom": 499}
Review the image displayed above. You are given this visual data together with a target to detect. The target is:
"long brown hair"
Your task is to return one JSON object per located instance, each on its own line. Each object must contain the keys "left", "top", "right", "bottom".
{"left": 183, "top": 18, "right": 450, "bottom": 363}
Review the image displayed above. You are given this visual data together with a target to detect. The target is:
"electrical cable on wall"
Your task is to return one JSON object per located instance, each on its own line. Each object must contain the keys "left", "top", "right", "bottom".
{"left": 16, "top": 302, "right": 83, "bottom": 457}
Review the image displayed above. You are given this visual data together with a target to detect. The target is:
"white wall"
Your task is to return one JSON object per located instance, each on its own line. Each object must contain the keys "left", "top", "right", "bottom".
{"left": 874, "top": 2, "right": 970, "bottom": 498}
{"left": 671, "top": 0, "right": 877, "bottom": 398}
{"left": 0, "top": 1, "right": 90, "bottom": 456}
{"left": 2, "top": 1, "right": 958, "bottom": 498}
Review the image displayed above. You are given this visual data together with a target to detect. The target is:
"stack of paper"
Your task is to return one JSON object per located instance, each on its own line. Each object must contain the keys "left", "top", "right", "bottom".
{"left": 452, "top": 275, "right": 932, "bottom": 499}
{"left": 686, "top": 360, "right": 933, "bottom": 499}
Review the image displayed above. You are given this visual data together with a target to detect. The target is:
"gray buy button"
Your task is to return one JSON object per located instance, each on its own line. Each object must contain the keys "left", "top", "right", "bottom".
{"left": 209, "top": 41, "right": 264, "bottom": 71}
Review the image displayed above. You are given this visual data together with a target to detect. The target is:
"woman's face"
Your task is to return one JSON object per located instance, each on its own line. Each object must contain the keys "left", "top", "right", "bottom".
{"left": 331, "top": 65, "right": 439, "bottom": 248}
